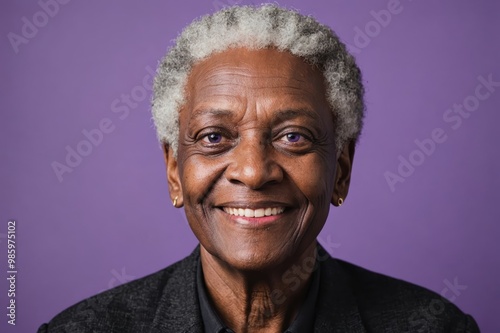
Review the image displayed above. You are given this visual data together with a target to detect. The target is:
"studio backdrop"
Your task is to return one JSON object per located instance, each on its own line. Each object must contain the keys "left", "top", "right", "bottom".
{"left": 1, "top": 0, "right": 499, "bottom": 332}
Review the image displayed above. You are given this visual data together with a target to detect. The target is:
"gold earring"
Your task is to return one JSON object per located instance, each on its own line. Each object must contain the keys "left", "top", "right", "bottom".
{"left": 172, "top": 196, "right": 178, "bottom": 207}
{"left": 338, "top": 198, "right": 344, "bottom": 206}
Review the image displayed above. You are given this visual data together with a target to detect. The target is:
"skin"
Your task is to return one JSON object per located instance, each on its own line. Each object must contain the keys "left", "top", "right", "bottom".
{"left": 164, "top": 47, "right": 355, "bottom": 333}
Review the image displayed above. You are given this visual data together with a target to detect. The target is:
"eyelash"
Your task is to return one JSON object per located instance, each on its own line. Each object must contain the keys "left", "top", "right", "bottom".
{"left": 201, "top": 132, "right": 224, "bottom": 144}
{"left": 198, "top": 128, "right": 232, "bottom": 145}
{"left": 279, "top": 132, "right": 310, "bottom": 144}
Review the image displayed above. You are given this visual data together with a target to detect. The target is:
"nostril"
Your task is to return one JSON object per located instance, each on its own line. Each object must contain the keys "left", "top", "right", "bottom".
{"left": 223, "top": 143, "right": 283, "bottom": 189}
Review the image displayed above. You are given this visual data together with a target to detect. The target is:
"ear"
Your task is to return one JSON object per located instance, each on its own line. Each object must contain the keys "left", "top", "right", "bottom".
{"left": 331, "top": 140, "right": 355, "bottom": 207}
{"left": 163, "top": 143, "right": 183, "bottom": 207}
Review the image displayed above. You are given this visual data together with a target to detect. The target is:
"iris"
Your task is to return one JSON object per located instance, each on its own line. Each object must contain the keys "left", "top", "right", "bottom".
{"left": 286, "top": 133, "right": 301, "bottom": 142}
{"left": 207, "top": 133, "right": 222, "bottom": 143}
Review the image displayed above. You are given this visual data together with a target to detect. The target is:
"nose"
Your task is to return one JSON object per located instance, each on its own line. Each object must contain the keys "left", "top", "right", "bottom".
{"left": 224, "top": 136, "right": 283, "bottom": 190}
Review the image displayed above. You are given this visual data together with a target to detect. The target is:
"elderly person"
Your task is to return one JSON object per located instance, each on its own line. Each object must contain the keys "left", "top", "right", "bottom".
{"left": 39, "top": 4, "right": 479, "bottom": 333}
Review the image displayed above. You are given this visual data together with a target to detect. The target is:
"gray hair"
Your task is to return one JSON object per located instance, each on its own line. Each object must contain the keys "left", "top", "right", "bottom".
{"left": 152, "top": 4, "right": 364, "bottom": 156}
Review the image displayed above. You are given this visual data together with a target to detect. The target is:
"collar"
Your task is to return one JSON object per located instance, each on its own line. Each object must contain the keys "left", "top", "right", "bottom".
{"left": 148, "top": 244, "right": 367, "bottom": 333}
{"left": 197, "top": 259, "right": 232, "bottom": 333}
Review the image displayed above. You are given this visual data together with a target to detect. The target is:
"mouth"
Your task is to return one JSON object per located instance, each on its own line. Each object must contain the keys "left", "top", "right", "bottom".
{"left": 222, "top": 207, "right": 285, "bottom": 218}
{"left": 216, "top": 203, "right": 290, "bottom": 227}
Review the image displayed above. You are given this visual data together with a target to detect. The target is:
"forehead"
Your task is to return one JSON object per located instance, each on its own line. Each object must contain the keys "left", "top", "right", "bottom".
{"left": 184, "top": 48, "right": 330, "bottom": 111}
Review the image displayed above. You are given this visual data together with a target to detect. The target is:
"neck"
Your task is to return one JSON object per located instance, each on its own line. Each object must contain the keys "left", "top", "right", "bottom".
{"left": 200, "top": 241, "right": 317, "bottom": 333}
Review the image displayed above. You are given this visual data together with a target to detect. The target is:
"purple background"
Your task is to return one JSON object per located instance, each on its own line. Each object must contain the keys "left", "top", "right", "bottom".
{"left": 1, "top": 0, "right": 499, "bottom": 332}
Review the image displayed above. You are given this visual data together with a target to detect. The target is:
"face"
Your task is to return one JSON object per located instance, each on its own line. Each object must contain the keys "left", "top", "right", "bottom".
{"left": 165, "top": 48, "right": 354, "bottom": 271}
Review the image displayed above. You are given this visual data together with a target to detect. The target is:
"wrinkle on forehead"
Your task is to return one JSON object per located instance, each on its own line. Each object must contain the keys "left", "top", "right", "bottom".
{"left": 186, "top": 48, "right": 328, "bottom": 107}
{"left": 197, "top": 67, "right": 310, "bottom": 89}
{"left": 179, "top": 47, "right": 334, "bottom": 133}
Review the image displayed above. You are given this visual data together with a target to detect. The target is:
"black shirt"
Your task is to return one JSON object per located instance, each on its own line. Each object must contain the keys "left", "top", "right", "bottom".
{"left": 196, "top": 259, "right": 320, "bottom": 333}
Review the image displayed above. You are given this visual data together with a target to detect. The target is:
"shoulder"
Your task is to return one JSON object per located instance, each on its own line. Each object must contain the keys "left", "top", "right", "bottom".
{"left": 38, "top": 248, "right": 199, "bottom": 333}
{"left": 326, "top": 257, "right": 480, "bottom": 332}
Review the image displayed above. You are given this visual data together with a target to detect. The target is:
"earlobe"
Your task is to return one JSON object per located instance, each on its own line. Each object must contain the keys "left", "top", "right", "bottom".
{"left": 331, "top": 141, "right": 355, "bottom": 207}
{"left": 163, "top": 144, "right": 184, "bottom": 208}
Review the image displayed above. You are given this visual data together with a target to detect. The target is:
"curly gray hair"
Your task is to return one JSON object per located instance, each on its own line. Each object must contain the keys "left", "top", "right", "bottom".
{"left": 152, "top": 4, "right": 364, "bottom": 156}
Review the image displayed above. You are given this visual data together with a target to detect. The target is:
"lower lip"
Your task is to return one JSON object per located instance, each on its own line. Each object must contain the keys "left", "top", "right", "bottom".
{"left": 219, "top": 209, "right": 285, "bottom": 226}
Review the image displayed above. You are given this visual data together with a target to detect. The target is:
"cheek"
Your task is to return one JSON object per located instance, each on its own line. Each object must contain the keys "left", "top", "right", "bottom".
{"left": 179, "top": 153, "right": 225, "bottom": 204}
{"left": 179, "top": 154, "right": 224, "bottom": 243}
{"left": 285, "top": 153, "right": 336, "bottom": 205}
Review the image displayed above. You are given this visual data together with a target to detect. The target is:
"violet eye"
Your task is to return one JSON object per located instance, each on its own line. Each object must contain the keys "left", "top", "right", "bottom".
{"left": 206, "top": 133, "right": 222, "bottom": 143}
{"left": 286, "top": 133, "right": 301, "bottom": 143}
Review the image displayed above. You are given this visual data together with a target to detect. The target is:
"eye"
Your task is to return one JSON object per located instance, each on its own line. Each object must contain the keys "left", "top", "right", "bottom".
{"left": 203, "top": 133, "right": 223, "bottom": 143}
{"left": 285, "top": 133, "right": 302, "bottom": 143}
{"left": 275, "top": 129, "right": 314, "bottom": 153}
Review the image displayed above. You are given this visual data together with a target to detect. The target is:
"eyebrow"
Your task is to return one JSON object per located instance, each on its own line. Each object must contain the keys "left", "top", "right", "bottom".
{"left": 272, "top": 109, "right": 321, "bottom": 123}
{"left": 190, "top": 109, "right": 234, "bottom": 121}
{"left": 191, "top": 108, "right": 320, "bottom": 119}
{"left": 189, "top": 107, "right": 323, "bottom": 129}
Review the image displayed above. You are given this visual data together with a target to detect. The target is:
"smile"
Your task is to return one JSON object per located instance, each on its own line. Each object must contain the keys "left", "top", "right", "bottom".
{"left": 222, "top": 207, "right": 285, "bottom": 217}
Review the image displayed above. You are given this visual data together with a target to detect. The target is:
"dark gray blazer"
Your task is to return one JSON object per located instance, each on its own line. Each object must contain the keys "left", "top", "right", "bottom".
{"left": 38, "top": 246, "right": 479, "bottom": 332}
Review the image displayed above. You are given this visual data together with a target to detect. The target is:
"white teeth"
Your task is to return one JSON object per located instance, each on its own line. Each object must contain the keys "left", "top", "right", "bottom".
{"left": 244, "top": 208, "right": 254, "bottom": 217}
{"left": 254, "top": 208, "right": 265, "bottom": 217}
{"left": 223, "top": 207, "right": 285, "bottom": 217}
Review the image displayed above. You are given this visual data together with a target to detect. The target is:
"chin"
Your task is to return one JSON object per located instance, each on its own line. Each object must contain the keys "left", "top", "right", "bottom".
{"left": 208, "top": 239, "right": 297, "bottom": 273}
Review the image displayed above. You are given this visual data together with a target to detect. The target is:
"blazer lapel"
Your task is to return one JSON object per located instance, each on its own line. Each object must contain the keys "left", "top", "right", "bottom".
{"left": 314, "top": 246, "right": 367, "bottom": 333}
{"left": 149, "top": 247, "right": 204, "bottom": 333}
